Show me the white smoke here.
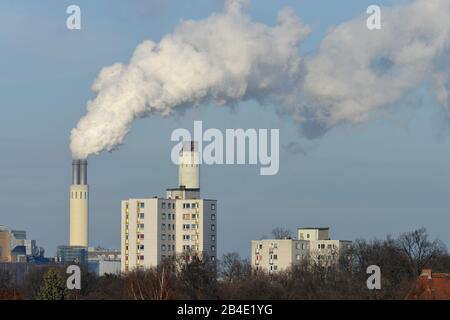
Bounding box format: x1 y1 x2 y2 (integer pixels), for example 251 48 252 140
297 0 450 137
71 0 450 158
70 0 310 159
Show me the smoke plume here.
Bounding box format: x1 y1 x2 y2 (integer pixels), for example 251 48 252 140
71 0 450 159
70 0 310 159
297 0 450 138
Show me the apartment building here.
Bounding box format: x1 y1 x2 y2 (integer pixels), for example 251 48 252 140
298 227 352 267
251 227 352 273
251 239 309 273
121 141 217 272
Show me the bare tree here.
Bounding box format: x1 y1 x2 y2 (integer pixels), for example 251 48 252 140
125 262 175 300
271 227 292 239
219 253 251 283
396 228 447 275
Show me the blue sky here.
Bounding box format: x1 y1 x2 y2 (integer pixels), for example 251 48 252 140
0 0 449 258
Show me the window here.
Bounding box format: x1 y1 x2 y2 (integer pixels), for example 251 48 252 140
162 234 166 240
321 244 325 249
192 214 196 219
211 203 215 210
259 244 263 249
211 224 215 231
318 244 321 249
211 245 215 252
162 213 166 220
140 202 145 209
211 214 216 220
191 224 197 229
273 254 278 260
162 224 166 231
296 254 301 261
140 245 144 250
139 223 144 229
307 234 310 239
161 245 166 251
211 256 215 262
140 213 144 219
211 235 215 242
162 203 166 209
183 235 190 240
140 255 144 260
139 234 144 239
274 266 278 270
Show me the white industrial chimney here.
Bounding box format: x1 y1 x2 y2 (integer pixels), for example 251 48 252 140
70 160 89 247
178 141 200 189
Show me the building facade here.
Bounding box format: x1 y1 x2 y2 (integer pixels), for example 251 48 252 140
407 269 450 300
0 226 41 263
121 141 217 272
251 227 352 273
251 239 309 273
298 227 352 267
56 245 88 264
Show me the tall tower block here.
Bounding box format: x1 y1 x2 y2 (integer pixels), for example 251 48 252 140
178 141 200 189
70 160 89 247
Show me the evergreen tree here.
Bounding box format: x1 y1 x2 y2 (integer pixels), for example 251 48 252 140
37 268 67 300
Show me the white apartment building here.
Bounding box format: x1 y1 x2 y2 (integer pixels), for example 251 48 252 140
251 227 352 273
121 142 217 272
298 227 352 267
251 239 309 273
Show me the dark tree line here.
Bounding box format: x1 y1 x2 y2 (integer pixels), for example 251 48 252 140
0 228 448 300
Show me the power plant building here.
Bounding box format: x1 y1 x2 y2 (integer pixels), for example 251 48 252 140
121 142 217 272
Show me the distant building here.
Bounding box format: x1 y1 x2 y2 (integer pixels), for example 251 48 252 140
252 238 309 273
121 141 217 272
0 226 12 262
251 227 352 273
56 245 88 265
0 225 44 263
297 227 352 267
88 247 121 276
407 269 450 300
88 247 121 261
